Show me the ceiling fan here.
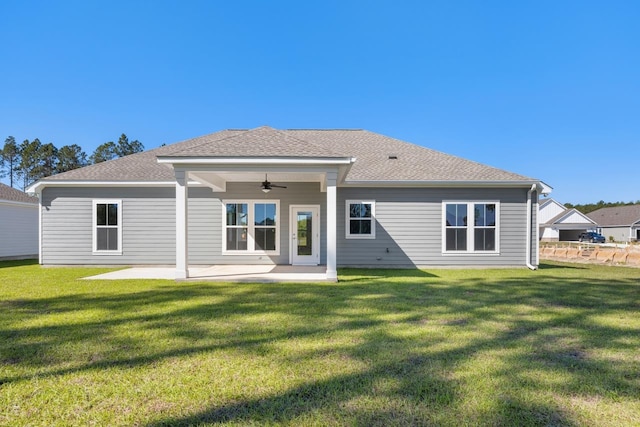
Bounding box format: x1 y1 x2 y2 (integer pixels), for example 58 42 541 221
261 174 287 193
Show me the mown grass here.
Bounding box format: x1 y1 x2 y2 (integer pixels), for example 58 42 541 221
0 260 639 426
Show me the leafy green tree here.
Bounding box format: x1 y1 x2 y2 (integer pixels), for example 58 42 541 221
35 142 58 179
18 138 43 190
567 200 640 214
115 133 144 157
1 136 20 187
90 134 144 164
90 141 118 164
56 144 88 173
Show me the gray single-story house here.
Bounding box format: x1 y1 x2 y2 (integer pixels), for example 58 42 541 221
587 205 640 243
539 198 597 242
27 126 546 279
0 183 38 260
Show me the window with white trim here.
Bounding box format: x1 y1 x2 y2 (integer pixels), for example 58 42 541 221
223 200 279 253
93 200 122 253
346 200 375 239
443 201 499 253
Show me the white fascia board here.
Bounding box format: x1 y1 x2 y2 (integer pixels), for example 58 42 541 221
26 180 199 193
341 180 543 188
546 223 595 230
539 181 553 195
539 198 564 210
157 156 355 165
0 199 38 208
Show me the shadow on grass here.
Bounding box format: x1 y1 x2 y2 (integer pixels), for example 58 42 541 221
537 262 587 270
337 267 438 283
1 263 639 425
0 259 38 269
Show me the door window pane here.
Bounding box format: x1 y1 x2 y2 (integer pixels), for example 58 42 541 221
297 212 312 255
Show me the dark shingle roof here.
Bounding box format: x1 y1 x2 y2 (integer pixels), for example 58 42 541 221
587 205 640 226
0 183 38 204
39 126 536 184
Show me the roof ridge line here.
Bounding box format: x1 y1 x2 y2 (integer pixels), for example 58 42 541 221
163 126 348 158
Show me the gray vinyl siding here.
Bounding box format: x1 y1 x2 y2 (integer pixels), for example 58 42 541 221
41 183 326 265
0 202 38 258
599 226 631 243
41 187 177 265
41 184 534 267
337 187 531 267
193 182 326 265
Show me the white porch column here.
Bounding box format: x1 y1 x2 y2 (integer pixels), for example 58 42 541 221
326 171 338 281
175 170 189 279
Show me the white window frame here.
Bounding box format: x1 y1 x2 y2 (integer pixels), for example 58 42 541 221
222 200 280 255
442 201 500 255
345 200 376 239
92 199 122 255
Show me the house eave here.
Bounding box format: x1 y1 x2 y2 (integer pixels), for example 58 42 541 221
26 180 182 194
342 180 545 189
156 156 356 166
0 199 39 208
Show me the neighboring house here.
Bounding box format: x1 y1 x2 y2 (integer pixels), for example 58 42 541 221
587 205 640 243
539 198 597 241
27 126 547 279
0 183 38 259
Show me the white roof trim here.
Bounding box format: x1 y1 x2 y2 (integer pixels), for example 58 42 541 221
0 199 38 208
26 180 187 193
342 180 543 188
27 177 541 193
552 209 597 225
157 156 356 165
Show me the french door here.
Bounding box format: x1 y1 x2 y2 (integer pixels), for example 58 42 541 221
290 205 320 265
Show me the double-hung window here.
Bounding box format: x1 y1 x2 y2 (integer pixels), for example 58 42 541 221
224 200 279 253
346 200 375 239
443 201 499 253
93 200 122 253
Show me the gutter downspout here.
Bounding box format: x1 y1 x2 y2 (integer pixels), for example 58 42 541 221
526 184 538 270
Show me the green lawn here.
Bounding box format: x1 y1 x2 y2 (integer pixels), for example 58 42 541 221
1 260 639 426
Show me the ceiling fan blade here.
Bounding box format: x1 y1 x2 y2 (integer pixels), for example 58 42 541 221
260 174 286 190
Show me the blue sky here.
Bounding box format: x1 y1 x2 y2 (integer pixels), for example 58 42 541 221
1 0 638 204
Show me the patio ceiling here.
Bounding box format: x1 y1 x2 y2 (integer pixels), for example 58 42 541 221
188 171 331 192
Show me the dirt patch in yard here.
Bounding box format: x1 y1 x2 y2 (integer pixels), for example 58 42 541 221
540 243 640 268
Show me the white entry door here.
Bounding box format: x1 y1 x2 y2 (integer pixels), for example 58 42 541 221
290 205 320 265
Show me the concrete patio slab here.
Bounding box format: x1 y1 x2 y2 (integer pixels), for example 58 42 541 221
83 265 330 282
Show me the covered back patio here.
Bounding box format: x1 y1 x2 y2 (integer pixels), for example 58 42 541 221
159 160 353 282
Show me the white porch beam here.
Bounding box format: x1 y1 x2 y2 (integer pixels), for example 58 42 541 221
326 171 338 281
175 170 189 279
189 171 227 192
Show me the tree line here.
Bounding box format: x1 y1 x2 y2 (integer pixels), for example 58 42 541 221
0 134 144 191
565 200 640 214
